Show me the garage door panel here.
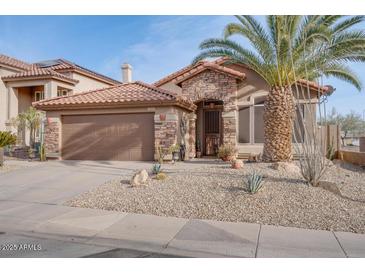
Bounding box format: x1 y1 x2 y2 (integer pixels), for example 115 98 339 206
61 113 154 161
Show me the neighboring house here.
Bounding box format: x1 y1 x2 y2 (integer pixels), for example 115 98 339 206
0 54 120 144
341 131 365 147
33 56 329 161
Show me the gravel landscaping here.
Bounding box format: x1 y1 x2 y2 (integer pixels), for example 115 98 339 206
66 159 365 234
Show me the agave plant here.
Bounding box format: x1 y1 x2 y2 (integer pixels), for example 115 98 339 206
247 172 264 194
0 131 17 166
0 131 17 148
152 163 162 175
194 16 365 162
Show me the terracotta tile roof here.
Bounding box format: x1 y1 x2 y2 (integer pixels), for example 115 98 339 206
1 68 78 84
33 81 196 111
154 63 199 87
296 79 330 93
0 54 33 70
0 54 119 86
154 60 246 87
34 59 121 85
173 62 246 85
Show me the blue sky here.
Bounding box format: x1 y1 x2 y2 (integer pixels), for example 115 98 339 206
0 15 364 115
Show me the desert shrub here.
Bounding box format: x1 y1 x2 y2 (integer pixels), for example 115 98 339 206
247 173 264 194
169 144 180 153
152 163 162 175
39 144 46 162
0 131 17 147
217 144 237 161
0 131 17 167
326 142 336 161
156 145 169 164
156 172 167 180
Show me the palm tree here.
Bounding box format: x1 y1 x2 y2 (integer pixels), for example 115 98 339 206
16 107 43 148
193 16 365 162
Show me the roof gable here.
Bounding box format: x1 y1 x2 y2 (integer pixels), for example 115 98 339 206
154 60 245 87
34 59 121 85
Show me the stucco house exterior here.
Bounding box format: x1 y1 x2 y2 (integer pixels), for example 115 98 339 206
1 53 328 161
34 58 327 160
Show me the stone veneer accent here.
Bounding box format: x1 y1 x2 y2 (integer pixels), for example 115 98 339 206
188 113 197 158
44 120 59 155
154 113 179 159
180 70 238 146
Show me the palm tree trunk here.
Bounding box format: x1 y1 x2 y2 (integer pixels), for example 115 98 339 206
262 86 295 162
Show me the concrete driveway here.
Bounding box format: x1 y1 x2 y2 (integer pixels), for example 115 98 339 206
0 160 152 204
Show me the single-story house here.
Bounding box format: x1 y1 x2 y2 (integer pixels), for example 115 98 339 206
1 53 330 161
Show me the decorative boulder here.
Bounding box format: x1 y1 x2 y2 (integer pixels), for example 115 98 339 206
272 162 301 175
130 169 149 187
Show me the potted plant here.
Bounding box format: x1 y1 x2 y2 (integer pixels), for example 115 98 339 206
0 131 17 167
217 144 238 162
169 144 180 162
196 139 202 158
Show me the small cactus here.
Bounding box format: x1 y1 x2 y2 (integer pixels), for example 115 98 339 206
39 144 46 162
247 173 264 194
152 163 162 175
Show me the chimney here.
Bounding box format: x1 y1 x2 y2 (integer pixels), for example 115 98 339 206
122 63 132 83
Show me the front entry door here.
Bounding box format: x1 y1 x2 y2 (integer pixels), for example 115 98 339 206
204 110 222 155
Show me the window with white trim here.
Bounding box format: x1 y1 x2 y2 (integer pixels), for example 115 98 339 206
57 88 70 97
34 91 44 101
238 95 266 144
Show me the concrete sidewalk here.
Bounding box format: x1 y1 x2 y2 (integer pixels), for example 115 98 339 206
0 202 364 258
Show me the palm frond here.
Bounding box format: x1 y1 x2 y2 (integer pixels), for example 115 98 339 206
322 63 362 91
193 15 365 91
332 15 365 33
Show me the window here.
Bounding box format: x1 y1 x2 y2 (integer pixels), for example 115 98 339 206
34 91 44 101
238 107 250 143
293 104 305 143
57 88 69 97
239 96 310 144
238 96 266 144
254 105 264 143
253 97 265 143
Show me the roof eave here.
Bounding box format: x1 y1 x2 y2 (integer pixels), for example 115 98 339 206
174 69 245 87
2 75 78 85
33 100 197 112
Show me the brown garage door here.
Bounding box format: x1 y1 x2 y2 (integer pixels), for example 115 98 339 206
61 113 154 161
